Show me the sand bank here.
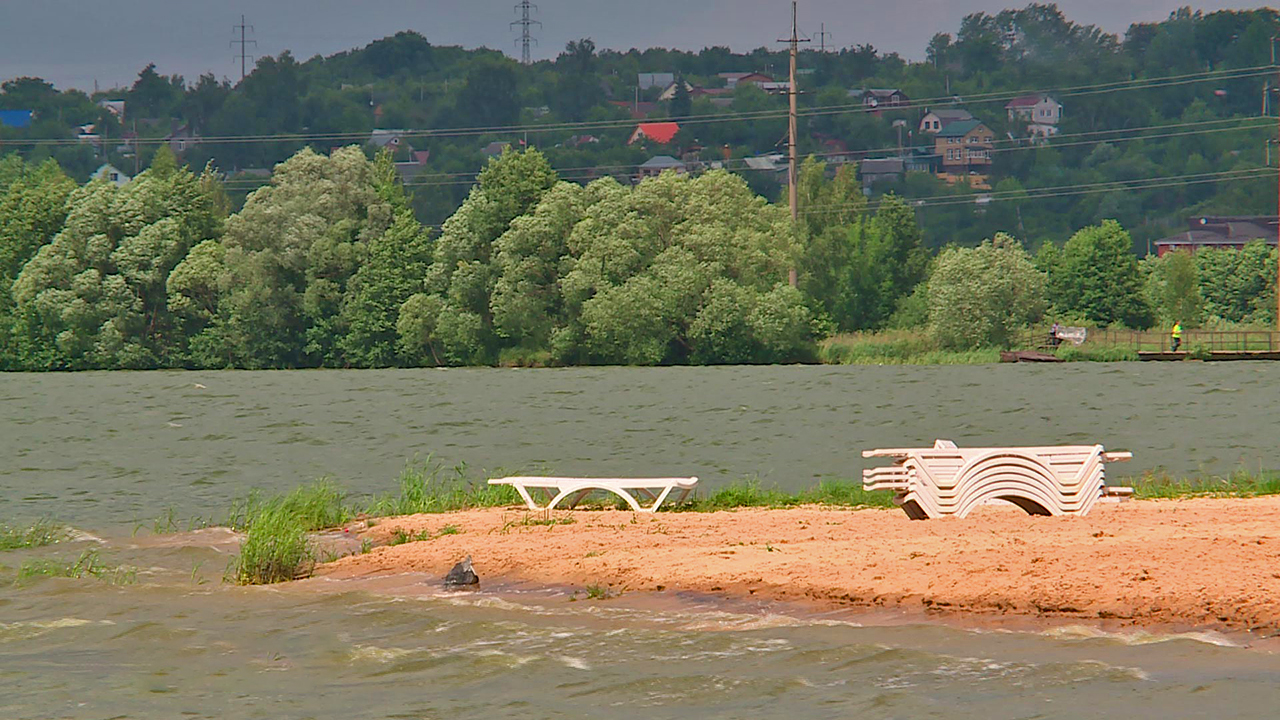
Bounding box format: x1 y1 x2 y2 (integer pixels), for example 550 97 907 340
317 497 1280 631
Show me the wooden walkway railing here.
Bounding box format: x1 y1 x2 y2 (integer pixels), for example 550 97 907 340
1020 328 1280 353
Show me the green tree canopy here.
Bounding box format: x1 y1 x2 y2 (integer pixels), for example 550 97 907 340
929 233 1047 349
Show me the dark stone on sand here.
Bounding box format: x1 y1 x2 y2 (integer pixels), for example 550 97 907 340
444 555 479 587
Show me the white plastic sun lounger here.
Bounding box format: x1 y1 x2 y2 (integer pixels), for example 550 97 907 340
488 476 698 513
862 440 1132 520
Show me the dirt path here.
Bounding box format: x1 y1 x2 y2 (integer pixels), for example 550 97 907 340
317 497 1280 630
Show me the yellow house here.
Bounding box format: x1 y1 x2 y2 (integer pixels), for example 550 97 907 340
933 119 994 173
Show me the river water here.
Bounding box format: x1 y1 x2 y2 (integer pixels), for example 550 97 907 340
2 364 1279 718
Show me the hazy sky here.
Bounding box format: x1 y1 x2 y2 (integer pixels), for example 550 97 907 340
0 0 1265 91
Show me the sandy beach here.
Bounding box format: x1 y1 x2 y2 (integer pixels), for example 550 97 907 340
317 496 1280 631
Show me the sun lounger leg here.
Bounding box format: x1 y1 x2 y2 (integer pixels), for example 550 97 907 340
548 486 644 513
513 484 544 511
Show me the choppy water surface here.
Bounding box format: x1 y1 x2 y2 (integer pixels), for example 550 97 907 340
3 365 1280 718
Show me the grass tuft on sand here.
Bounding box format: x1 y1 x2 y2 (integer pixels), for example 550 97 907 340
227 504 313 585
0 519 70 551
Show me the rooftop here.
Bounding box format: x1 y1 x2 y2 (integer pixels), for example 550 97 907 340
935 119 986 137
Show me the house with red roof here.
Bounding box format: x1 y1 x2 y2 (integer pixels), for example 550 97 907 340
628 122 680 145
1006 94 1062 141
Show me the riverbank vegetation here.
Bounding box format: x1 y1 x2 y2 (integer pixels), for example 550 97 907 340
2 6 1278 370
2 146 1272 371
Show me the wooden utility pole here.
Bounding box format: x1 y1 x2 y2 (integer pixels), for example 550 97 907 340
779 0 808 287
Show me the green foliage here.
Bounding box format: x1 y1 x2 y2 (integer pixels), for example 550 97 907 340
17 550 135 585
1194 241 1277 326
928 233 1047 349
228 504 312 585
1128 468 1280 499
7 162 224 369
367 461 518 516
227 480 350 533
1141 250 1202 325
674 478 895 511
1046 220 1152 328
818 330 1002 365
0 519 69 550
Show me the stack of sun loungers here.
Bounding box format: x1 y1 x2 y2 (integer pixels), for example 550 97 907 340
862 440 1132 520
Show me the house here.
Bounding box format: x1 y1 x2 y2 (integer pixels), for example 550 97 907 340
637 155 686 179
0 110 33 128
164 123 198 155
855 89 909 110
628 122 680 145
637 73 674 90
657 81 694 101
93 163 131 187
718 72 773 89
1153 216 1279 256
904 147 941 174
1006 95 1062 140
369 129 412 152
97 99 126 119
860 158 905 188
813 135 857 164
742 154 789 182
565 134 599 148
934 119 994 174
395 150 431 180
919 107 974 134
1005 94 1062 125
757 81 791 96
481 141 512 158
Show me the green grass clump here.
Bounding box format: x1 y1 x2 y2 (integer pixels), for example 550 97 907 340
17 549 135 585
1127 469 1280 499
672 479 894 511
0 519 69 551
227 504 312 585
227 479 351 532
366 461 518 516
1055 345 1140 362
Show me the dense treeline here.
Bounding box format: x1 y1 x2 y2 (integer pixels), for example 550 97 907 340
0 4 1276 247
0 145 1273 370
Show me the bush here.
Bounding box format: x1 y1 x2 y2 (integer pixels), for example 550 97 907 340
228 504 312 585
928 234 1046 349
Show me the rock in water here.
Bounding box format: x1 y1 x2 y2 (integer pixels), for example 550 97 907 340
444 555 479 587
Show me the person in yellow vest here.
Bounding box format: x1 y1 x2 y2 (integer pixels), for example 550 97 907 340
1171 321 1183 352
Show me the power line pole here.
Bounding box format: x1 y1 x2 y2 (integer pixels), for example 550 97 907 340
231 15 257 82
511 1 541 65
818 23 833 53
778 0 809 287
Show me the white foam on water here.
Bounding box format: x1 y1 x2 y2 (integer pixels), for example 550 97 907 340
559 655 591 670
1041 624 1239 648
348 644 417 663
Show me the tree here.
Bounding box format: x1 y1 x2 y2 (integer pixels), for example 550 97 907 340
1141 250 1201 326
1194 241 1278 326
1046 220 1152 328
553 39 604 122
929 233 1047 349
126 64 184 118
399 149 558 365
457 55 520 129
9 162 224 369
171 146 395 368
669 75 692 119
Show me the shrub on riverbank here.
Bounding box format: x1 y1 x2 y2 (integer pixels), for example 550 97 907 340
819 331 1002 365
228 504 313 585
0 519 69 550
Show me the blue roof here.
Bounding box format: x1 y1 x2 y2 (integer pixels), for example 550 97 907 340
0 110 33 128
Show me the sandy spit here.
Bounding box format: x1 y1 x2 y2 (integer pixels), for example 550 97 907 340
316 497 1280 631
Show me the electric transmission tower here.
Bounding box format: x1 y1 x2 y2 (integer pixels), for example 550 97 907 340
511 1 541 65
231 14 257 81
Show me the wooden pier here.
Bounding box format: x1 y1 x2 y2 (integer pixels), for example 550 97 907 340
1024 328 1280 362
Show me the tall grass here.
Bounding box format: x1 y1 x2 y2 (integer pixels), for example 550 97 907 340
365 461 518 516
819 331 1001 365
226 479 350 532
17 549 135 585
1127 469 1280 499
0 519 69 551
227 504 312 585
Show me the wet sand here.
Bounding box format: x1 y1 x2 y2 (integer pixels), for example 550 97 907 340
318 497 1280 631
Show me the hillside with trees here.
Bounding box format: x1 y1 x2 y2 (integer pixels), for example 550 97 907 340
0 4 1277 369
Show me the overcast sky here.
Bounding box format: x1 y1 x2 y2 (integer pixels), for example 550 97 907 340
0 0 1265 91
